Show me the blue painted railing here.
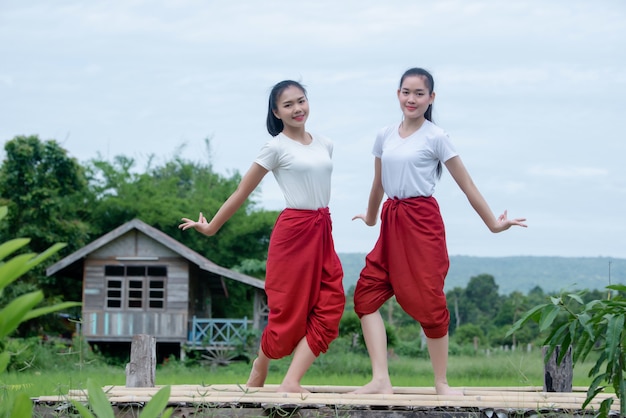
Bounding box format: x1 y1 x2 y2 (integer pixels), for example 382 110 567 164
187 316 251 346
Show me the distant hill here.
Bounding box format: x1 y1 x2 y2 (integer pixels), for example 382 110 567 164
337 254 625 295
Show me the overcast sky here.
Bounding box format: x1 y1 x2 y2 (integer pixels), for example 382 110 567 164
1 1 625 261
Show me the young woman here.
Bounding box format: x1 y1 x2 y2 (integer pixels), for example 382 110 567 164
352 68 527 395
180 80 345 393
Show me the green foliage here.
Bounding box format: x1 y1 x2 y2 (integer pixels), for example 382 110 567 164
71 379 173 417
210 281 255 318
0 135 93 254
453 323 485 346
0 205 82 416
86 148 278 269
338 311 364 351
8 392 32 417
2 334 101 372
0 135 279 333
232 258 267 279
0 135 92 306
508 285 626 417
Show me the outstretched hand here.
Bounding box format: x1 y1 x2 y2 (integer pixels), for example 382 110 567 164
352 213 376 227
179 212 216 236
492 210 527 233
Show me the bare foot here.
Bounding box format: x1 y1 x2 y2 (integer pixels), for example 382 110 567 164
350 378 393 394
435 382 464 396
276 382 311 393
245 358 268 387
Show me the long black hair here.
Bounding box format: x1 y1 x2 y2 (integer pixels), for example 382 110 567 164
266 80 307 136
400 67 441 178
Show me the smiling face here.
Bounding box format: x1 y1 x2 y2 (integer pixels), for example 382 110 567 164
397 75 434 122
273 85 309 132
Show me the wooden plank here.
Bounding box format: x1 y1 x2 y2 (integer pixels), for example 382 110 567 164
36 384 618 413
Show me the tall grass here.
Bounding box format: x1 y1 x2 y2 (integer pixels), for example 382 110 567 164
0 351 596 400
0 339 597 404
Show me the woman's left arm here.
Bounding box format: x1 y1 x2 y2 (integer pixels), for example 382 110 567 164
445 156 527 233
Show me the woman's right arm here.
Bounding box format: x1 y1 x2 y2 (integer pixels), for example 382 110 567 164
353 157 384 226
179 162 269 236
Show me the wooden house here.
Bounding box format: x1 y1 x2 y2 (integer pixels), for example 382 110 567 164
46 219 268 358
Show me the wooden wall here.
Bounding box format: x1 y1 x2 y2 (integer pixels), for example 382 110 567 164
81 230 189 343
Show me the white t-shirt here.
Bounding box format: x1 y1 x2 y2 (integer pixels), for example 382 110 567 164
255 132 333 210
373 121 458 199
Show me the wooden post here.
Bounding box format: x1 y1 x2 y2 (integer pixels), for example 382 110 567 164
125 334 156 387
542 345 573 392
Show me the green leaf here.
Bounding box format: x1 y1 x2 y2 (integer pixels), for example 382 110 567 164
583 372 607 409
607 284 626 293
576 312 595 341
544 321 568 348
23 242 66 272
22 301 82 322
0 253 38 290
161 409 174 418
69 400 95 418
506 303 548 336
139 385 171 418
539 304 560 332
604 314 623 364
0 238 30 262
0 351 10 374
589 351 608 377
556 334 572 365
619 374 626 417
598 397 615 418
566 292 584 305
574 330 595 364
9 392 33 418
0 291 44 339
86 379 115 418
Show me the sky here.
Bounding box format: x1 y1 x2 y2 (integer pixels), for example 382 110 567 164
1 1 625 261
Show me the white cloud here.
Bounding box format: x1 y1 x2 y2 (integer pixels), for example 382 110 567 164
1 0 625 258
529 166 609 179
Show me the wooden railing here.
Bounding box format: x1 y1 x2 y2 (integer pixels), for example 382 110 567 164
187 316 251 347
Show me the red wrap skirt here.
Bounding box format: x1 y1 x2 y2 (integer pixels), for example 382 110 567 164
354 196 450 339
261 207 345 359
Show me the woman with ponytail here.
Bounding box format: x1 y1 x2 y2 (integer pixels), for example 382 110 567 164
180 80 344 393
352 68 526 395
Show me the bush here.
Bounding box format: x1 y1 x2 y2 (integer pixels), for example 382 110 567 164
0 205 82 416
452 323 485 346
509 286 626 417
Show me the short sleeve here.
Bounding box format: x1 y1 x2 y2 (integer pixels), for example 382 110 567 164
254 138 280 171
372 126 393 158
432 131 458 163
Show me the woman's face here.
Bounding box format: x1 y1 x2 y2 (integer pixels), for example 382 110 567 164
273 86 309 130
397 75 434 120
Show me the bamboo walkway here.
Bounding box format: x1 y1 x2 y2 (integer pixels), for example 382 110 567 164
34 384 620 417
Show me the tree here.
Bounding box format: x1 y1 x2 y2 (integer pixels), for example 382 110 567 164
0 135 93 304
87 150 278 269
0 135 93 253
464 274 501 330
446 286 466 333
452 323 485 347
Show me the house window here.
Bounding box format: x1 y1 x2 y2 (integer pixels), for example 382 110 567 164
105 265 167 310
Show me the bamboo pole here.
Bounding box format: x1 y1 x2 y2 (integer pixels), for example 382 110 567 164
38 384 618 413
